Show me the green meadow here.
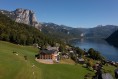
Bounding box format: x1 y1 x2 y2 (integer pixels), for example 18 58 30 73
0 41 116 79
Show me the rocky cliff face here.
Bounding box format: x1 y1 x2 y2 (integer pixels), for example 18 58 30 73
0 8 41 29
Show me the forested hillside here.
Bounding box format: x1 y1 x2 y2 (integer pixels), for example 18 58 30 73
86 25 118 38
41 23 118 40
0 13 64 46
106 30 118 47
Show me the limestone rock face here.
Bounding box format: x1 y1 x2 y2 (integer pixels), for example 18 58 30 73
14 8 41 29
0 8 41 30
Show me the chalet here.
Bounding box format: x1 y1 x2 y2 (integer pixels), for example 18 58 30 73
35 46 61 64
36 49 60 63
40 50 58 60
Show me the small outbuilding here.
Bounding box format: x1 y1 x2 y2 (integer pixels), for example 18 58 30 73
102 73 113 79
78 58 85 64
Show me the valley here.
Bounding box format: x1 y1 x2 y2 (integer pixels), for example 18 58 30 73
0 5 118 79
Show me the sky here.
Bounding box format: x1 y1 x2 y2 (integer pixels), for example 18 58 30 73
0 0 118 28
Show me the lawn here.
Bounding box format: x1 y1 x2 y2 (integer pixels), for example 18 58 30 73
0 41 41 79
103 65 117 78
2 41 116 79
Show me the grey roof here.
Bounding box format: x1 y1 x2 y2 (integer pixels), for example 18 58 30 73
102 73 113 79
78 58 84 61
40 50 56 54
47 46 58 50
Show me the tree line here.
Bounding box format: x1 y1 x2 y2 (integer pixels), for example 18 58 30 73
0 13 65 47
70 46 105 62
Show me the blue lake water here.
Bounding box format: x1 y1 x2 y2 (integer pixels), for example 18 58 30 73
71 38 118 62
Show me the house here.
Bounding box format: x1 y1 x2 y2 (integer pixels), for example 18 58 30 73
78 58 85 64
69 50 74 53
36 49 60 63
35 46 61 64
61 53 69 59
39 50 59 60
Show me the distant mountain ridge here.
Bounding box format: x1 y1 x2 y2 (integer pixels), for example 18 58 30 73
42 23 118 40
85 25 118 38
41 23 84 41
0 8 41 29
1 8 118 40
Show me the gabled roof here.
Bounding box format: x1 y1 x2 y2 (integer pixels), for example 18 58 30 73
78 58 85 61
40 49 57 54
47 46 59 51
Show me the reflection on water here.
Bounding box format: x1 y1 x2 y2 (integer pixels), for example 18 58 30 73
71 38 118 62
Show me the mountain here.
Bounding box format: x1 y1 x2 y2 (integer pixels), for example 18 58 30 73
41 23 85 41
85 25 118 38
0 12 65 46
0 8 41 29
1 8 118 40
41 23 118 40
0 8 83 41
106 30 118 47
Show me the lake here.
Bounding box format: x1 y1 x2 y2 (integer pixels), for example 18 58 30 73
70 38 118 62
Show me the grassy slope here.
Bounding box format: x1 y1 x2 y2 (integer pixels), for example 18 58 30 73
103 65 117 78
0 41 104 79
0 41 41 79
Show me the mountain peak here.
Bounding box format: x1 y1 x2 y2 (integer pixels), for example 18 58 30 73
0 8 41 29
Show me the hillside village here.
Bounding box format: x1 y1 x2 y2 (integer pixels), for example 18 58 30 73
0 8 118 79
33 43 118 79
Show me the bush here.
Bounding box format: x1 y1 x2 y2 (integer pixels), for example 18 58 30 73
88 67 93 71
84 73 93 79
87 59 94 67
